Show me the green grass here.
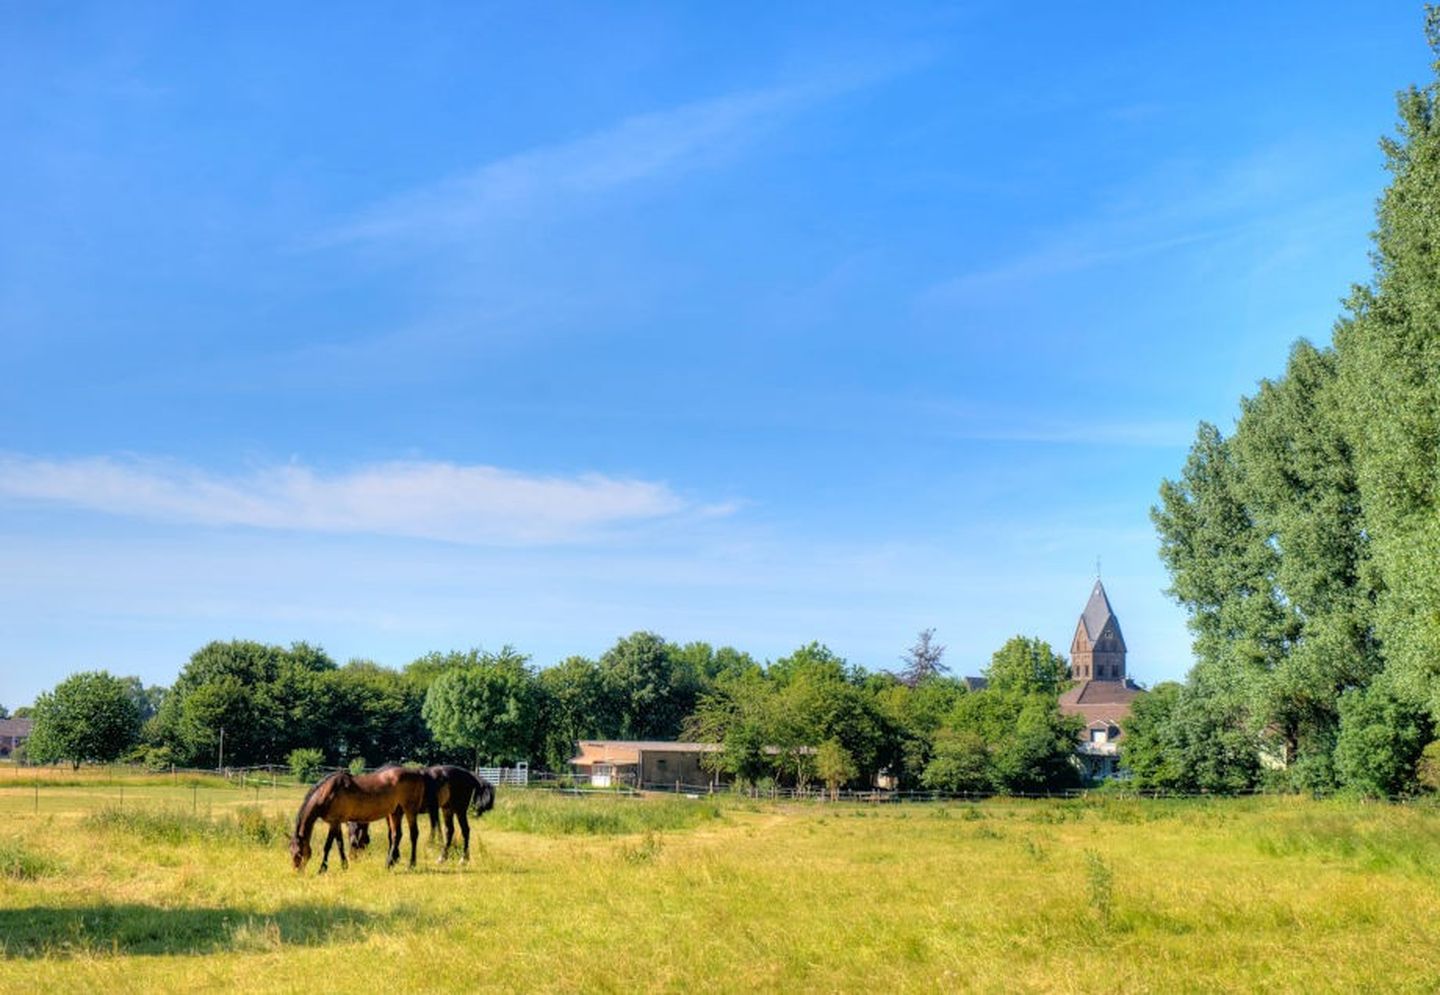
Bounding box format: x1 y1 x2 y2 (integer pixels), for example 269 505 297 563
0 839 57 881
3 780 1440 991
487 789 725 835
84 804 290 846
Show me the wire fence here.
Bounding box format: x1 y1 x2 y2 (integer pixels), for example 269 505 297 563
3 759 1435 813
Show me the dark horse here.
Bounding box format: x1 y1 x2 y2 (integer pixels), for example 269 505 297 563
290 766 427 873
345 766 495 863
428 765 496 864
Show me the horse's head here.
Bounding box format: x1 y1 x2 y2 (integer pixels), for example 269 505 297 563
347 821 370 851
289 834 312 872
474 780 496 815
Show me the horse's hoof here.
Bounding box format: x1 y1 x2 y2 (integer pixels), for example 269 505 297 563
317 866 328 876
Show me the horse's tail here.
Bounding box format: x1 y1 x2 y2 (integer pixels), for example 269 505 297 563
473 774 496 816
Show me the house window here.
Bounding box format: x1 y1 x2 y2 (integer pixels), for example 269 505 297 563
1090 728 1108 744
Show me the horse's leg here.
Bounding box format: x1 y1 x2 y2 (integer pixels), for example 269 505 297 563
457 809 471 864
437 810 454 862
385 809 401 869
336 823 348 870
320 824 340 874
407 808 419 868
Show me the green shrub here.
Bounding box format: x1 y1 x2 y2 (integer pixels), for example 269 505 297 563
288 748 326 784
1417 741 1440 793
348 756 367 775
619 830 664 864
0 839 56 880
229 805 286 845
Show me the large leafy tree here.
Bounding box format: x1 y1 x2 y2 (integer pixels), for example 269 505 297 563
1116 683 1186 789
1333 679 1432 797
27 671 142 769
325 660 430 764
1335 7 1440 721
422 649 539 766
984 636 1070 696
874 674 967 788
535 656 610 771
1147 10 1440 793
150 640 342 766
919 636 1080 793
598 631 699 740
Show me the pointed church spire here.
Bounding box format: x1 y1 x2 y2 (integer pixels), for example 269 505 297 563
1072 579 1127 681
1080 579 1124 647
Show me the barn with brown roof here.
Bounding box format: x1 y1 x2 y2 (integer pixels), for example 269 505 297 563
1059 580 1142 779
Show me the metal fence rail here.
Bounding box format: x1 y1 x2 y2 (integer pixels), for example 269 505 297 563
4 759 1436 807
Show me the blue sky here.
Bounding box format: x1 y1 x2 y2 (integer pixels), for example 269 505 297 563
0 2 1431 706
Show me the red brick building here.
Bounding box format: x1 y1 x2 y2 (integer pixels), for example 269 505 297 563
1059 580 1142 779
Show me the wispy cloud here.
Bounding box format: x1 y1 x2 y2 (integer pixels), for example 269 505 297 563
313 80 843 249
920 142 1355 307
927 227 1229 301
0 454 724 544
954 418 1195 448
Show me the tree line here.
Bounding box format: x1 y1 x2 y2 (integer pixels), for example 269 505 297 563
1133 9 1440 798
11 631 1089 793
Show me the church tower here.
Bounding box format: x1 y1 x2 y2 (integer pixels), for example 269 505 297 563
1069 579 1127 681
1060 579 1140 780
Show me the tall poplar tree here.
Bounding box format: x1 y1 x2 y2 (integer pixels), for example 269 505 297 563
1336 6 1440 720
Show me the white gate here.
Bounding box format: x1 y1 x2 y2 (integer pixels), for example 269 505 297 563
475 762 528 786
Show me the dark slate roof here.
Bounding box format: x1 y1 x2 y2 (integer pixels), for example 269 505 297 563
0 717 33 738
1079 580 1126 650
962 676 989 692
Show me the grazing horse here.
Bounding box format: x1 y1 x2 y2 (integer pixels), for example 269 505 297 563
426 765 496 864
289 767 427 873
345 765 496 863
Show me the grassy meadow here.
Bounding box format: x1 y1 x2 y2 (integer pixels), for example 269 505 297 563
2 770 1439 993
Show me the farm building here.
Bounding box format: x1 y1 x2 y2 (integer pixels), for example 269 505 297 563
1059 579 1142 780
0 716 32 758
570 740 722 788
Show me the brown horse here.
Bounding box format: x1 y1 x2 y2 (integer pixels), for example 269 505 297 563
290 767 427 873
345 765 496 863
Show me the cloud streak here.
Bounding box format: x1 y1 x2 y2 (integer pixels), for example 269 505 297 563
0 454 715 544
313 85 810 248
921 142 1355 306
310 55 921 250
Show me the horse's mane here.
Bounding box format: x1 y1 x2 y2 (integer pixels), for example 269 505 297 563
293 770 347 837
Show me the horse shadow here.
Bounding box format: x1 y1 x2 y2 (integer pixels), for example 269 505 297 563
0 901 410 959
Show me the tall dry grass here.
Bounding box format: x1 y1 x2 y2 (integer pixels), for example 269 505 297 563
2 783 1439 991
